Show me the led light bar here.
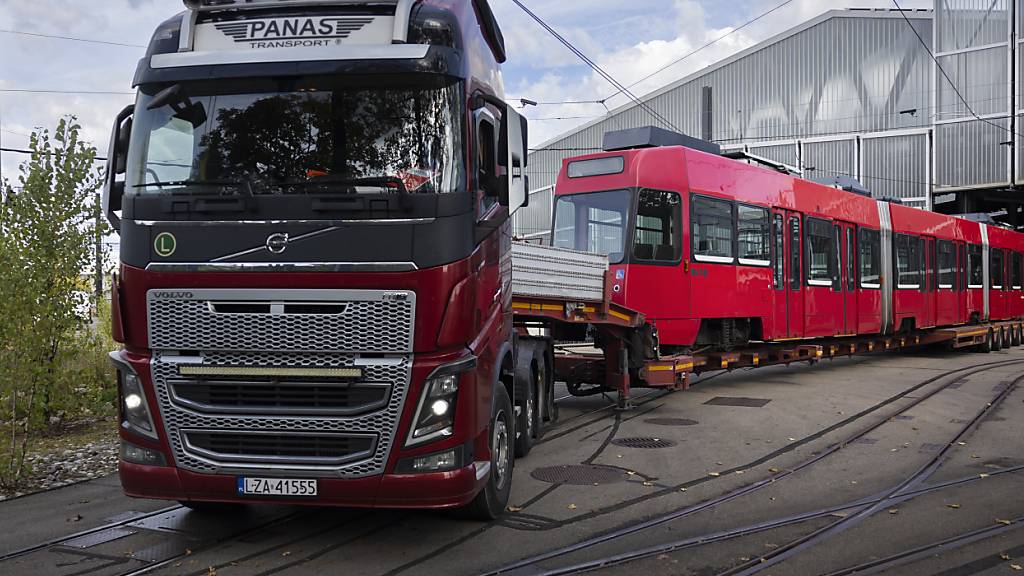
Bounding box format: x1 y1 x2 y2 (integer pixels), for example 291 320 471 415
178 366 363 378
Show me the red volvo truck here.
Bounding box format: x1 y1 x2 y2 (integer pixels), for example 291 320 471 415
101 0 537 519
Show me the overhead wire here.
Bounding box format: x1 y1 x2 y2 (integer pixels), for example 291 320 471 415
507 0 681 133
0 89 135 96
0 28 146 48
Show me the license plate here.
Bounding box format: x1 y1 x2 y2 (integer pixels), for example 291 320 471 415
237 477 318 497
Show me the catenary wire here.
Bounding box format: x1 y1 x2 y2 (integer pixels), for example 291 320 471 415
0 28 146 48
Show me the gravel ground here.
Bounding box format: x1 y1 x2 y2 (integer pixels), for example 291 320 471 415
0 421 119 501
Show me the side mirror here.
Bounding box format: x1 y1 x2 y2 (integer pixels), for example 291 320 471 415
103 104 134 232
498 105 528 212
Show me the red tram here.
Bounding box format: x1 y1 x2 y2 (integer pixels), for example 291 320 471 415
551 128 1024 353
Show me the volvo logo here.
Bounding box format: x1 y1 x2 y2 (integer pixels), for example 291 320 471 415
266 233 290 254
154 291 194 300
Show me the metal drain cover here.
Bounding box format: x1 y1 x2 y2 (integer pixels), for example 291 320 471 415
531 465 630 485
644 418 699 427
611 437 678 449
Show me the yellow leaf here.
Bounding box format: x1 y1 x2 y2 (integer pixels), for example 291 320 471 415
1000 554 1012 561
207 568 217 576
568 504 577 510
643 481 654 487
957 442 967 446
769 468 780 473
980 473 990 478
185 549 193 556
709 472 721 477
506 506 522 513
888 509 899 515
735 470 745 475
282 551 291 557
1011 564 1022 571
997 519 1013 526
946 504 961 509
679 487 688 492
971 454 981 459
627 471 636 476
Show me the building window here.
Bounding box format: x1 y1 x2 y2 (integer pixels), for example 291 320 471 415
992 248 1005 289
634 190 681 262
773 214 784 290
968 244 983 288
938 240 955 289
895 234 922 289
737 204 770 266
692 195 734 263
859 228 881 289
806 218 835 286
1013 252 1023 290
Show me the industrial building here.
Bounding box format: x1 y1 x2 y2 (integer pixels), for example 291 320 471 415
516 2 1019 241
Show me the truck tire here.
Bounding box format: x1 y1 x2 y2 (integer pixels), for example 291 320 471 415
994 329 1004 352
978 330 994 353
1013 326 1022 347
460 384 513 521
514 361 540 458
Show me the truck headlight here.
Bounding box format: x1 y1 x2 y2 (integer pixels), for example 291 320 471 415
111 353 158 441
406 356 476 447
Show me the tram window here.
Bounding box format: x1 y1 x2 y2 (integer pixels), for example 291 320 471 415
1013 252 1023 290
992 248 1005 289
634 190 681 262
806 218 835 286
789 217 801 291
938 241 955 289
692 195 734 263
737 205 770 266
895 234 921 289
968 244 983 288
859 229 881 289
773 214 784 290
846 228 856 292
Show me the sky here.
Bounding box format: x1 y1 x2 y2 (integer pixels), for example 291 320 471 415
0 0 933 185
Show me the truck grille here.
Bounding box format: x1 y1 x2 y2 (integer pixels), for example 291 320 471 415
181 430 376 466
146 289 414 476
147 289 415 353
169 380 391 416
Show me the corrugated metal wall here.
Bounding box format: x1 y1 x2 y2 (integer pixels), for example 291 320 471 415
933 0 1012 191
521 11 936 239
802 138 858 182
862 132 930 206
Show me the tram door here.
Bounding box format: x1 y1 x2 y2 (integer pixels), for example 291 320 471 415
839 222 858 335
923 237 937 328
772 209 804 339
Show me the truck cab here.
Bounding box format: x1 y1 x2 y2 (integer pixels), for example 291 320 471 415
103 0 528 519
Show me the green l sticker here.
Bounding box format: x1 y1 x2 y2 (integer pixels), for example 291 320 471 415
154 232 177 258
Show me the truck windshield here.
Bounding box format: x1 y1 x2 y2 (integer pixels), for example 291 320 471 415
126 77 464 195
552 190 631 264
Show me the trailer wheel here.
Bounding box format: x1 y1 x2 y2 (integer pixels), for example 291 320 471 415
1012 326 1021 347
515 362 540 457
994 329 1004 352
460 384 513 521
978 330 994 353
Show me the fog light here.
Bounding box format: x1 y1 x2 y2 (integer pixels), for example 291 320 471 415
431 399 450 417
412 449 458 472
120 441 167 466
124 393 143 410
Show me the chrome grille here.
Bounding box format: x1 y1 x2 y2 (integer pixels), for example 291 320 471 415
181 430 376 466
152 351 411 477
169 380 391 416
147 289 415 353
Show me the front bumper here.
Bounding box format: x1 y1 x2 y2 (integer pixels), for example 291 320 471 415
120 459 485 509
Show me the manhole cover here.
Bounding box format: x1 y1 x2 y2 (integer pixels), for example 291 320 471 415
644 418 699 427
531 465 629 485
611 437 678 449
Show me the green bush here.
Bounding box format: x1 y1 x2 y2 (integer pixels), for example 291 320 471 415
0 118 112 489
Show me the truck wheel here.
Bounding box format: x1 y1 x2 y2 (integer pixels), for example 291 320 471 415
514 363 539 458
994 329 1004 352
461 384 513 521
1012 326 1021 347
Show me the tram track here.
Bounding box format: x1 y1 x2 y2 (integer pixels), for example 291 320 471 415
486 356 1024 575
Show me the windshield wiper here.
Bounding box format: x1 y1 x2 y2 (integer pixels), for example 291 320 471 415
134 179 257 209
275 176 411 209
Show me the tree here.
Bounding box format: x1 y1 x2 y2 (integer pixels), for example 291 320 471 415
0 118 104 489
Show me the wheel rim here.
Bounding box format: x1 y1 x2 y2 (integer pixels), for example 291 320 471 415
492 412 510 490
